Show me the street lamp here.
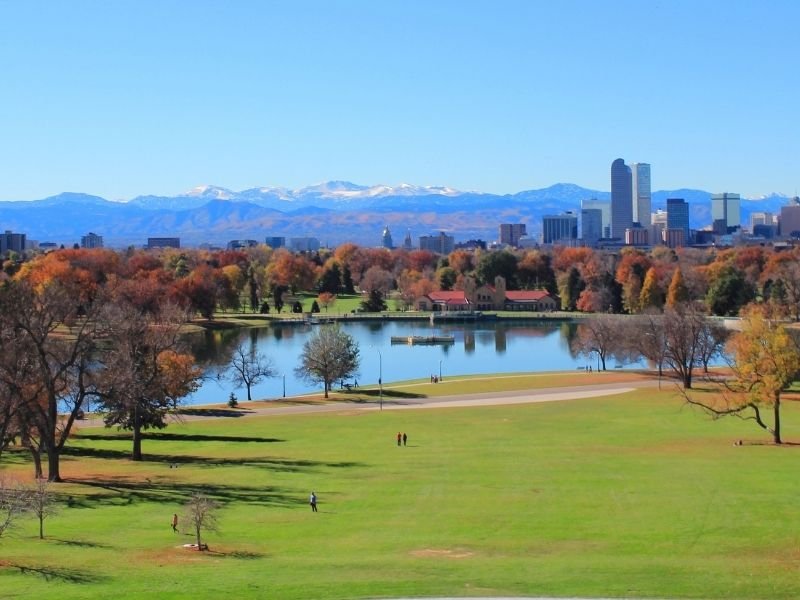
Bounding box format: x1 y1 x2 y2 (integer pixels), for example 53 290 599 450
377 348 383 411
439 359 442 382
282 373 286 398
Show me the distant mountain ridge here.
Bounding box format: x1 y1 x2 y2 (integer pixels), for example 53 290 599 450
0 182 792 248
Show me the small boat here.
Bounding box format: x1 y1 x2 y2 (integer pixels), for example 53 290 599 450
391 335 455 345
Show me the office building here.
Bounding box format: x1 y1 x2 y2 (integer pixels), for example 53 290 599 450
0 230 26 254
419 231 454 255
289 237 320 252
582 198 611 238
580 208 603 245
631 162 651 226
779 198 800 238
750 211 774 230
711 193 741 231
499 223 527 247
227 240 258 250
147 237 180 249
265 237 285 249
610 158 633 239
381 226 393 249
666 198 690 245
542 212 578 244
81 232 104 249
625 227 648 246
664 228 685 249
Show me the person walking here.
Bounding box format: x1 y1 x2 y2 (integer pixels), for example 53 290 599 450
310 491 318 512
402 432 407 446
171 513 178 532
397 432 402 446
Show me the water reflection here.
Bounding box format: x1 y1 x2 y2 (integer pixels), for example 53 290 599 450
183 319 604 406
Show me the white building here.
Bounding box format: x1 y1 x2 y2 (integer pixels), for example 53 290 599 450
631 162 651 227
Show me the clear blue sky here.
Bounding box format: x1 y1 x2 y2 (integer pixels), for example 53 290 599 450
1 0 798 200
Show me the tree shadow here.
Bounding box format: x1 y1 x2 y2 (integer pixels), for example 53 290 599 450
9 563 106 583
73 432 285 444
52 538 113 549
208 549 265 559
63 477 304 509
341 389 425 400
61 446 363 471
176 408 254 418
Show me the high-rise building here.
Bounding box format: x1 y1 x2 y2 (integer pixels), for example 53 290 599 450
381 226 393 249
651 209 668 245
582 198 611 238
147 237 180 249
631 163 651 226
499 223 527 247
666 198 690 245
711 193 741 231
81 232 104 249
779 197 800 238
403 229 412 250
419 231 454 254
265 236 285 249
0 230 26 254
580 208 603 245
542 213 578 244
289 237 320 252
610 158 633 239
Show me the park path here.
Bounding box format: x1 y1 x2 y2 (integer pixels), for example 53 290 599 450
78 375 662 429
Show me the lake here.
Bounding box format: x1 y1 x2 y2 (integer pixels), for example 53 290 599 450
182 318 625 406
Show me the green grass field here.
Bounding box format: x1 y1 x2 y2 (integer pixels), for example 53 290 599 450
1 378 799 599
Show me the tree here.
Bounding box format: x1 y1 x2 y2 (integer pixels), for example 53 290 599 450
227 343 276 402
662 303 708 389
97 303 201 461
666 267 689 308
0 478 26 541
685 307 800 444
295 326 360 398
360 289 387 313
476 251 518 288
183 493 219 551
26 477 56 540
572 315 624 371
318 292 336 312
627 312 669 384
0 279 104 481
639 267 663 311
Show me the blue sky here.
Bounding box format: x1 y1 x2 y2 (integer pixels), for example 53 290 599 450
1 0 798 200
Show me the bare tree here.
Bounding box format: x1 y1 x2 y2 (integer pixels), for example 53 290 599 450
696 320 728 374
295 325 360 398
183 493 219 551
663 303 708 389
97 303 200 461
572 314 625 371
0 478 26 540
0 280 104 481
626 312 669 387
26 477 57 540
227 343 276 401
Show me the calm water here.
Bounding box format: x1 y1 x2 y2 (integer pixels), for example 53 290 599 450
182 319 629 406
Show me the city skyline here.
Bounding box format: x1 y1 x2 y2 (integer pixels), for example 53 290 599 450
2 1 799 201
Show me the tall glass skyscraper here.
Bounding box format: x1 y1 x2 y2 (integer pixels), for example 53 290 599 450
610 158 633 239
711 193 741 230
666 198 690 245
631 163 651 226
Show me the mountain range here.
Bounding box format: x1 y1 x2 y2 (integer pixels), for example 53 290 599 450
0 183 793 248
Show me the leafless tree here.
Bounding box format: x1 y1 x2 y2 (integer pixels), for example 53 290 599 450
0 478 26 540
572 314 625 371
183 493 219 551
696 320 729 374
663 303 708 389
359 266 394 296
26 477 57 539
626 312 669 386
227 343 276 401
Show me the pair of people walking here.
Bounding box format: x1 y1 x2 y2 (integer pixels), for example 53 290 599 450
396 432 407 446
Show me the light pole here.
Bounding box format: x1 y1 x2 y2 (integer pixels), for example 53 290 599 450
282 374 286 398
377 348 383 411
439 359 442 382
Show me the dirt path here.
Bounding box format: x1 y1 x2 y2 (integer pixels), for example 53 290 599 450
78 376 662 429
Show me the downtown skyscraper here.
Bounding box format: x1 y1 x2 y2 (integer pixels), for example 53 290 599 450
631 162 651 227
610 158 633 239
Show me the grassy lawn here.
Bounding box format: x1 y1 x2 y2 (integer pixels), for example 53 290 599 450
1 383 799 599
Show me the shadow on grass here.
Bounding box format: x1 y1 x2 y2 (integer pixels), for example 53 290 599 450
53 538 113 549
61 446 362 472
73 432 284 444
9 563 106 583
63 477 306 509
176 408 253 418
209 549 265 559
341 389 425 399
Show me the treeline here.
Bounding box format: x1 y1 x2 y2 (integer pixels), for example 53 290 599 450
4 243 797 318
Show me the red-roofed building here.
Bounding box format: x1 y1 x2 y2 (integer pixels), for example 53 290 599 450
415 276 557 312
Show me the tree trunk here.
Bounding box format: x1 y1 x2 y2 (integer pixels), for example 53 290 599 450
39 515 44 540
47 448 61 482
246 385 252 402
683 372 692 389
323 380 329 399
773 393 782 444
132 405 143 461
195 525 202 549
28 446 43 480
